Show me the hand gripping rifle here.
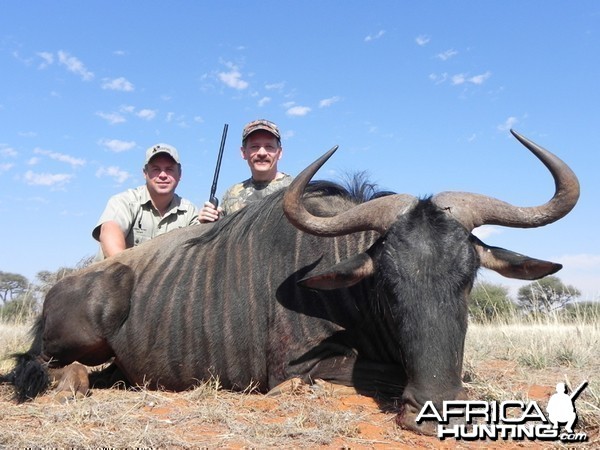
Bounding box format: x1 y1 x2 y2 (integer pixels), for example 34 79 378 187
209 124 228 208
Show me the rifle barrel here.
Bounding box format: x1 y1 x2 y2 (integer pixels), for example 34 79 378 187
209 123 228 207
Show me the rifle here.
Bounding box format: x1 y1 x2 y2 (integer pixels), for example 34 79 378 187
209 123 229 208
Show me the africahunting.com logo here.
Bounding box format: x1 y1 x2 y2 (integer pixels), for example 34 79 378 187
417 380 588 443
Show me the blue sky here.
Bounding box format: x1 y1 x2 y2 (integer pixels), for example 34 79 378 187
1 2 598 300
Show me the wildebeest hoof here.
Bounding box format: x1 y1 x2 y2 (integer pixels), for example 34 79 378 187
266 377 305 396
312 379 361 396
51 362 90 402
395 402 438 436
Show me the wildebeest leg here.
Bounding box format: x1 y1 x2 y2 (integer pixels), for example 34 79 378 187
266 377 361 397
42 263 133 368
9 263 134 402
288 344 406 398
48 362 90 403
305 356 405 397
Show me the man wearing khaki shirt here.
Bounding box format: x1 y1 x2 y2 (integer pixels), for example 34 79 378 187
93 143 199 259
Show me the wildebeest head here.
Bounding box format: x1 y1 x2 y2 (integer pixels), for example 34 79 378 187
283 129 579 433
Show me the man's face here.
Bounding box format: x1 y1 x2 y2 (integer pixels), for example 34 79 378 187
241 130 282 181
144 154 181 196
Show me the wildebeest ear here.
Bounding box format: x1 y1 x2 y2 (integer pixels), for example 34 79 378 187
471 235 562 280
299 253 375 290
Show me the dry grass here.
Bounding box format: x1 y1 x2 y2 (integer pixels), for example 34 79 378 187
1 318 598 448
464 320 600 438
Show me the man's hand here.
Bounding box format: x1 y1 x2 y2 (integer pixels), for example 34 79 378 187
199 201 223 223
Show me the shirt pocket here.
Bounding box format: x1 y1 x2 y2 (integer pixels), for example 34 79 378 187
133 226 153 246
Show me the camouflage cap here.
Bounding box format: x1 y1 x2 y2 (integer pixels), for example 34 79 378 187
145 143 180 164
242 119 281 142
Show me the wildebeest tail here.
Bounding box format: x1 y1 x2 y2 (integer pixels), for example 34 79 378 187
1 352 50 402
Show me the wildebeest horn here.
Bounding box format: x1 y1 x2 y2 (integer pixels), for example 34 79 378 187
283 131 580 237
431 130 580 230
283 146 417 236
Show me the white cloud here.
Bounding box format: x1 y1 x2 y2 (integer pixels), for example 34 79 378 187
27 157 41 165
96 166 130 184
24 170 73 187
286 106 311 117
136 109 157 120
99 139 136 153
429 73 448 84
258 97 271 107
319 96 341 108
436 49 458 61
555 254 600 270
472 225 503 240
99 105 157 122
365 30 386 42
498 117 518 132
451 73 467 85
120 105 136 114
36 51 54 69
33 148 85 168
0 163 14 172
415 35 431 46
282 130 295 140
12 51 33 66
218 63 249 90
0 145 18 157
452 71 491 86
265 82 285 91
193 116 204 123
165 112 186 127
102 77 134 92
57 50 94 81
96 111 126 125
469 71 491 85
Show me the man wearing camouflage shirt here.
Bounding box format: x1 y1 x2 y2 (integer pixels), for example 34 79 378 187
199 119 292 222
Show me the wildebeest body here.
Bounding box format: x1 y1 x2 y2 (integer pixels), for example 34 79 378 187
36 187 470 397
31 190 379 392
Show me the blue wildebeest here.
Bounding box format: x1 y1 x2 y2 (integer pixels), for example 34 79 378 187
1 130 579 434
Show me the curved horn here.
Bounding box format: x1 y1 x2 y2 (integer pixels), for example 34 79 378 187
432 130 580 231
283 146 417 236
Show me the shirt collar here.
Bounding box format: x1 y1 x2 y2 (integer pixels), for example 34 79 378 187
141 185 185 214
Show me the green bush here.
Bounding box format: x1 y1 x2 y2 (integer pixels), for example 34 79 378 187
469 282 516 323
559 301 600 323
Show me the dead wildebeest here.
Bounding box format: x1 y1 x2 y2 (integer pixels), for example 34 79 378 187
0 130 579 434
